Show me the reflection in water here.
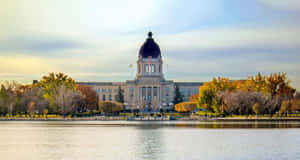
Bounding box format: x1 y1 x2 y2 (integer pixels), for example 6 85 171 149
134 125 164 160
18 121 300 129
171 121 300 129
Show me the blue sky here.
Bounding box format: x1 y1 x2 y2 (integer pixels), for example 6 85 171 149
0 0 300 89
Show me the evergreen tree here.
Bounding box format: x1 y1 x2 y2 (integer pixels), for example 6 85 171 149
173 85 183 105
115 86 124 103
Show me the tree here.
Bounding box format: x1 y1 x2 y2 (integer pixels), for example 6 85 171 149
35 72 77 113
115 86 124 103
27 101 35 117
295 92 300 99
266 72 294 98
198 77 238 112
264 97 281 116
198 85 216 112
279 100 292 116
54 85 83 117
291 99 300 112
223 91 266 115
77 84 98 111
0 81 22 116
244 72 268 93
189 94 199 102
43 109 49 118
173 85 183 105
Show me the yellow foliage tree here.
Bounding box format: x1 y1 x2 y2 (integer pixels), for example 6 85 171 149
198 77 238 112
35 72 76 113
244 72 268 93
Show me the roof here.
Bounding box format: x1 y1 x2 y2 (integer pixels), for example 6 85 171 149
139 32 161 58
76 82 125 86
174 82 204 86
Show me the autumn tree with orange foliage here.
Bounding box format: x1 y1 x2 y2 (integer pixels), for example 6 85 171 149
266 72 295 99
77 84 98 111
189 94 199 102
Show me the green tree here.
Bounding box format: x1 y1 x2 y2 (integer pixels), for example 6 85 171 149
173 85 183 105
198 85 216 112
115 86 124 103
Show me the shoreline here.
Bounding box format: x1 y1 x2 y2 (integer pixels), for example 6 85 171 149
1 117 300 122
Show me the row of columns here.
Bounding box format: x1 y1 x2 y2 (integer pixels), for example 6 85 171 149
139 86 160 109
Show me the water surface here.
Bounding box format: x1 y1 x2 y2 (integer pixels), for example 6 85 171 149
0 121 299 160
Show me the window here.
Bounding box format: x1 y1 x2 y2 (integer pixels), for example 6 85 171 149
108 94 112 101
130 88 134 97
145 64 150 72
145 64 155 73
108 89 112 93
142 87 146 98
187 88 191 97
153 87 158 96
151 64 155 72
102 95 106 101
158 64 161 73
147 87 152 101
166 96 169 103
102 89 106 93
96 88 100 95
165 87 170 96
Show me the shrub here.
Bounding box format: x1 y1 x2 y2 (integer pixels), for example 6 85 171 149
252 103 263 115
98 101 124 113
175 102 197 112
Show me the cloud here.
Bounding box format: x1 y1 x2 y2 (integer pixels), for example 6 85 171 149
0 36 84 54
0 55 59 74
159 26 300 52
258 0 300 10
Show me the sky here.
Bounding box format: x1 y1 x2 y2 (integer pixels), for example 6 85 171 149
0 0 300 90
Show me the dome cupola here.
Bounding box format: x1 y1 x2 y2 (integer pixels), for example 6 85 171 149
139 32 161 58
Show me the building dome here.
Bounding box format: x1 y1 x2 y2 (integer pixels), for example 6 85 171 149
139 32 161 58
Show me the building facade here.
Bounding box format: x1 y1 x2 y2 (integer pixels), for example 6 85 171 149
78 32 203 111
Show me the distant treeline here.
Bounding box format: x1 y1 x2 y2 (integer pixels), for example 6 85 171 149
0 73 99 117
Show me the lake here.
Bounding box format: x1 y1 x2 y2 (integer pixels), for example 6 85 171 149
0 121 300 160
